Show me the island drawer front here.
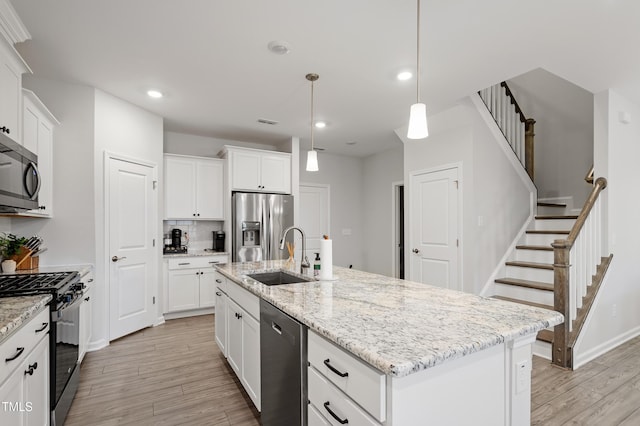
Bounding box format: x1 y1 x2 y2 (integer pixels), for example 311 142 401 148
308 365 381 426
226 279 259 319
308 331 386 422
168 256 225 270
308 402 331 426
214 272 228 294
0 308 49 385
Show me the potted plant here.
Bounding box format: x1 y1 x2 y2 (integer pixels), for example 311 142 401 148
0 233 27 273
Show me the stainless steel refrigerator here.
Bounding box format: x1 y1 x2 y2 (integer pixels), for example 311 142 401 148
232 192 294 262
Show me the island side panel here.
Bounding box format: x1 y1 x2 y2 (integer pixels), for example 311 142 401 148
506 335 536 426
387 343 506 426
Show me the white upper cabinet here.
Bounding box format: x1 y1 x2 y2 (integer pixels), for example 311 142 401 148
224 146 291 194
20 89 59 217
164 154 224 220
0 37 29 144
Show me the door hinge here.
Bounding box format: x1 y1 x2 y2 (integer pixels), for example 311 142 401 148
456 239 459 247
454 180 459 189
152 296 156 305
153 180 158 190
153 239 156 247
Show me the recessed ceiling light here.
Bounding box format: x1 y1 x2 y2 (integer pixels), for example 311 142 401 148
267 40 291 55
147 90 163 98
397 71 413 81
315 121 326 129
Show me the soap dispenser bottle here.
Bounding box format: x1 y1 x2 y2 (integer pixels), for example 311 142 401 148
313 252 321 278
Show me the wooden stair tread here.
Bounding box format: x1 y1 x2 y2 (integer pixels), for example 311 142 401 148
535 215 579 220
526 230 570 235
491 295 554 311
537 202 566 208
494 277 554 291
505 260 553 270
537 329 554 343
516 245 553 251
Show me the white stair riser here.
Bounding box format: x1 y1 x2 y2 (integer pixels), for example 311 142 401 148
493 283 554 306
514 249 554 264
505 265 554 282
534 219 576 231
537 206 566 215
525 233 567 246
532 340 552 360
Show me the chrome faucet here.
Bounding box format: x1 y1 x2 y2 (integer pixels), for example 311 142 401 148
279 226 310 274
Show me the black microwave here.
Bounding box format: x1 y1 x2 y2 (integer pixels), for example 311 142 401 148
0 132 40 213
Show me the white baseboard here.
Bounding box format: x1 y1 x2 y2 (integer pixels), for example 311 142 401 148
87 338 108 353
163 307 214 321
573 325 640 369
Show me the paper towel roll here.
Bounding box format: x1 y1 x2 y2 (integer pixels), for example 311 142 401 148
319 239 333 280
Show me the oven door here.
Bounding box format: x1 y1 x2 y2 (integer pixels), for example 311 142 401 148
52 295 82 407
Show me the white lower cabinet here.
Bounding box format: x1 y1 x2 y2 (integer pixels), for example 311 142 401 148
308 330 385 426
164 255 228 316
0 308 50 426
215 274 261 411
79 277 93 363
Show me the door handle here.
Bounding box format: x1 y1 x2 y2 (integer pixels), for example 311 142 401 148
111 256 127 262
412 248 420 254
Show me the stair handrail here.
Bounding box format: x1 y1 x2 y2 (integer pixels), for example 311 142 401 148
478 81 536 179
551 176 607 368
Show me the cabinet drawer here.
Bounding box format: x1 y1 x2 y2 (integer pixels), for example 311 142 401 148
226 279 259 319
214 272 227 294
0 308 49 385
308 402 331 426
168 256 223 270
308 331 386 422
308 366 380 426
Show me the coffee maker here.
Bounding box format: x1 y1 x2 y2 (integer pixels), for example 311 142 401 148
164 228 188 254
212 231 225 252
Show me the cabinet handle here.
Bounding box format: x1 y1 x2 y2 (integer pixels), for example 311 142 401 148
0 126 10 134
216 291 222 296
84 297 91 301
235 312 242 319
197 213 200 216
88 278 94 283
323 359 349 377
24 362 38 376
209 261 220 264
178 263 191 266
215 279 222 283
323 401 349 424
35 323 48 333
6 347 25 362
193 213 196 216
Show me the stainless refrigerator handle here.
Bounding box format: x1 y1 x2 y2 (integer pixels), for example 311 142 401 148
262 197 269 260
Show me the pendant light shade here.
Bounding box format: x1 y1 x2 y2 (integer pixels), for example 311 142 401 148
305 73 320 172
407 0 428 140
408 102 428 139
306 150 319 171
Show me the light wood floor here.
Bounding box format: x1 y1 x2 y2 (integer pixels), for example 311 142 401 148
66 314 640 426
65 315 260 426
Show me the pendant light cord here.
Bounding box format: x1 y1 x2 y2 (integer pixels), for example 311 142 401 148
416 0 421 104
310 79 315 151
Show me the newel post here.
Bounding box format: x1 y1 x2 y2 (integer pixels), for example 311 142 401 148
525 118 536 180
552 239 571 368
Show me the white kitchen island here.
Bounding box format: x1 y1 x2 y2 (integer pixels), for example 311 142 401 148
215 260 563 426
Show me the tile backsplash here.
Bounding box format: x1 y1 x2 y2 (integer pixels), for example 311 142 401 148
163 220 223 251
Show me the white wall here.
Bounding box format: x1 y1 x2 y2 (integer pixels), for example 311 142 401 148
508 69 594 210
362 146 403 276
11 76 96 267
299 152 364 269
402 98 531 294
164 131 281 156
574 90 640 367
94 89 164 345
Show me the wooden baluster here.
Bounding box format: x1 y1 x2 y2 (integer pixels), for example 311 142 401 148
525 119 536 179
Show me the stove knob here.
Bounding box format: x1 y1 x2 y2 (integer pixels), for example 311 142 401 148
64 294 72 303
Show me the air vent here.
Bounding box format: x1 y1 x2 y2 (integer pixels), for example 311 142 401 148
257 118 279 125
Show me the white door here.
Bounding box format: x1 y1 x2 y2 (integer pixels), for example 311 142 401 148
109 157 157 340
409 166 460 290
299 184 330 262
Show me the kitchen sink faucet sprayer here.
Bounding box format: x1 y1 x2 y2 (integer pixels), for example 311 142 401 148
279 226 310 275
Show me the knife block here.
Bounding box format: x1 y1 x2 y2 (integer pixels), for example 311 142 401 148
10 246 37 270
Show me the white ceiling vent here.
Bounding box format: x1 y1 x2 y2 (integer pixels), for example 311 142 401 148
257 118 279 125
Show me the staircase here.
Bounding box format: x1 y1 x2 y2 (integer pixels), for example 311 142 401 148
492 201 577 359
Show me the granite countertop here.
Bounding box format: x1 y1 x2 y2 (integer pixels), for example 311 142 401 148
0 295 51 344
163 250 229 258
215 260 564 378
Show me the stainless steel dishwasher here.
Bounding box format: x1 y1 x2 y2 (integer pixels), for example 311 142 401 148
260 299 308 426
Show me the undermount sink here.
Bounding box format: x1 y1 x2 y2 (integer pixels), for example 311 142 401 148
246 271 315 286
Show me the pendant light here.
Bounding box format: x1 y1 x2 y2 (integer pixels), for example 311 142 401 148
306 73 320 171
407 0 428 139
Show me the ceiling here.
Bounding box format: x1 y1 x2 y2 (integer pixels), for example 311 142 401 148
10 0 640 157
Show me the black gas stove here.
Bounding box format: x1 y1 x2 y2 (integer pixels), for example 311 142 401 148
0 270 84 426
